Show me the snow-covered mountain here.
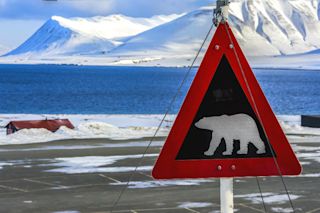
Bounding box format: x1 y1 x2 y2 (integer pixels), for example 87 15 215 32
230 0 320 55
109 7 214 58
111 0 320 57
4 14 181 56
2 0 320 67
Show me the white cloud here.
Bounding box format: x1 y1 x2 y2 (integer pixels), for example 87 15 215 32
0 0 212 19
63 0 115 15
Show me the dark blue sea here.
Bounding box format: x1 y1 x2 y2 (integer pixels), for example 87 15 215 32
0 64 319 115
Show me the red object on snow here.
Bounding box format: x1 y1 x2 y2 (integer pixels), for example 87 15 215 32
5 119 74 135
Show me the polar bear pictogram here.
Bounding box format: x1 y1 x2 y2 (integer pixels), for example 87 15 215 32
195 114 266 156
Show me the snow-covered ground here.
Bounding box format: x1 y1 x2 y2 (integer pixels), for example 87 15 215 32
0 124 318 212
0 114 319 145
0 114 174 144
111 179 213 189
44 154 157 174
235 193 301 205
2 1 320 68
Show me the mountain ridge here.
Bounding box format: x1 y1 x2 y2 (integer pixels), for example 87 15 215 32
3 14 181 57
110 0 320 57
2 0 320 67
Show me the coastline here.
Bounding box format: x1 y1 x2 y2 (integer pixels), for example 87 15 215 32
0 114 319 145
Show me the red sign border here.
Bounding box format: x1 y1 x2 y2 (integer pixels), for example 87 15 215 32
152 23 302 179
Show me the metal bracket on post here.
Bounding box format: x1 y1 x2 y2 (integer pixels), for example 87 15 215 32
213 0 230 26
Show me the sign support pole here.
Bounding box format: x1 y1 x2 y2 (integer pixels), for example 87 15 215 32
220 178 234 213
216 3 233 211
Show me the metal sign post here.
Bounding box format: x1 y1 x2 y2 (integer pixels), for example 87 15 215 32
215 2 234 213
220 178 234 213
213 0 230 26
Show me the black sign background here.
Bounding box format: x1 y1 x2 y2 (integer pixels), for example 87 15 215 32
176 55 274 160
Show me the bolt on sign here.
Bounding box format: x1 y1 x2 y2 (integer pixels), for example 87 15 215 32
152 23 301 179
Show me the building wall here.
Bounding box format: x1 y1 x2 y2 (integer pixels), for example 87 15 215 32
6 124 17 135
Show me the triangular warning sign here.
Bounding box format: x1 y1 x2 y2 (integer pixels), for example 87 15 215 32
152 23 301 179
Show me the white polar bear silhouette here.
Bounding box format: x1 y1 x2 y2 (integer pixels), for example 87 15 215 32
195 114 266 156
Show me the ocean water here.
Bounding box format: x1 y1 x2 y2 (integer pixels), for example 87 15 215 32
0 64 319 115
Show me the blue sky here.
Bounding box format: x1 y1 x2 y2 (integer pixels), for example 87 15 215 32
0 0 213 49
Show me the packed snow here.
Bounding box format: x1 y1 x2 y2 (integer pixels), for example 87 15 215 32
298 173 320 177
177 202 213 208
2 0 320 67
271 207 294 213
235 193 301 204
44 154 156 174
52 211 80 213
0 159 35 170
290 144 320 166
110 179 213 189
0 162 13 169
209 211 239 213
0 114 319 145
0 141 164 152
296 152 320 164
0 124 168 144
278 116 320 143
0 114 173 144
